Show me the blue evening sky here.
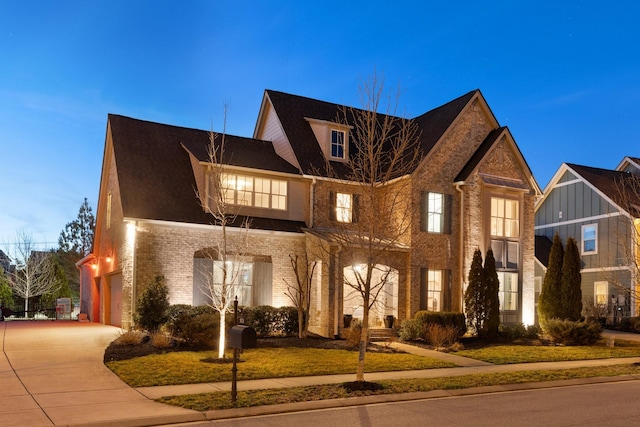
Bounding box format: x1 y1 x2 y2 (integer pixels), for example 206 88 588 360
1 1 639 249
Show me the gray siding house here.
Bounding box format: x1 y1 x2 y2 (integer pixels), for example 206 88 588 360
534 159 640 320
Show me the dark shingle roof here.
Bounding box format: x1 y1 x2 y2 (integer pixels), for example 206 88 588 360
108 114 305 232
265 89 479 177
535 235 553 268
567 163 640 216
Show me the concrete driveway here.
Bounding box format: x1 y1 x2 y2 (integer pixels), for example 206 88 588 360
0 321 201 427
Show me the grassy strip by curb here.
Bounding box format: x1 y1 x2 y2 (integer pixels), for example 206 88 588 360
452 340 640 364
157 364 640 411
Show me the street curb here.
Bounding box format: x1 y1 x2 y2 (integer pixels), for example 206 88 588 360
202 374 640 421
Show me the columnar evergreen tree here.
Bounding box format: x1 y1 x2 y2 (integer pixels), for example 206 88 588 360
538 233 564 322
561 237 582 320
134 275 170 333
483 248 501 338
464 248 485 335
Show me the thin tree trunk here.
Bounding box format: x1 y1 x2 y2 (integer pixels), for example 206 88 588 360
356 306 369 381
218 310 226 359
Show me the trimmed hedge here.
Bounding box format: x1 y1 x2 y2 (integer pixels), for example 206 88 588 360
242 305 299 337
415 311 467 339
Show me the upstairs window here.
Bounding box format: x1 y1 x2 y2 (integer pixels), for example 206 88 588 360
582 224 597 254
220 173 287 210
330 191 359 223
331 130 345 159
491 197 519 238
421 192 451 233
336 193 352 222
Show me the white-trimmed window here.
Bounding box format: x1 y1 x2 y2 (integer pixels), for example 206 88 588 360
331 129 345 159
336 193 352 223
491 197 519 238
427 270 443 312
582 224 598 254
220 173 287 210
594 281 608 305
428 192 443 233
497 272 518 311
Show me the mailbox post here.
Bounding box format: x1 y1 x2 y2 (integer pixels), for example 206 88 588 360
229 298 256 403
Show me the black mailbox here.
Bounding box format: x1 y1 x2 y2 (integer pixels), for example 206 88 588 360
228 325 257 349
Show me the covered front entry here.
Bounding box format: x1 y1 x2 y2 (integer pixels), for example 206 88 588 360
343 264 398 327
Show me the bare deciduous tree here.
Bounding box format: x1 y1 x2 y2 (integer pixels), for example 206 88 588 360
195 109 251 359
284 251 317 338
603 174 640 316
323 74 422 382
5 231 56 314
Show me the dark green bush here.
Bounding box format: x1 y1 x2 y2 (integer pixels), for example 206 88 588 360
542 319 602 345
273 306 299 336
166 305 219 348
242 305 298 337
134 276 170 333
415 311 467 340
618 317 640 333
498 323 541 340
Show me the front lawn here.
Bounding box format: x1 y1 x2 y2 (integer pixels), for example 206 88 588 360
106 347 454 387
452 339 640 364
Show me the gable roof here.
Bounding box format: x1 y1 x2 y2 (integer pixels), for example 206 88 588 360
263 89 479 177
107 114 304 232
454 127 541 194
566 163 640 217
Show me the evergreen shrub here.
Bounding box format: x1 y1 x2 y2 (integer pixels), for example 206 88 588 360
542 319 602 345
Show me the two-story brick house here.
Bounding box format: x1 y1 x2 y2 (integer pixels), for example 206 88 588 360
534 158 640 320
78 89 541 335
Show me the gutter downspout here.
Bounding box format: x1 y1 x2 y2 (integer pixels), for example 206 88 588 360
454 182 465 312
310 177 316 228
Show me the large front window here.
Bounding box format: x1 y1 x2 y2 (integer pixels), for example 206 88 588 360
220 173 287 210
426 270 442 311
497 272 518 311
491 197 519 237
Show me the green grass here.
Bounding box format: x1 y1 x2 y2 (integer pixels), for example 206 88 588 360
453 340 640 364
106 347 454 387
157 364 640 411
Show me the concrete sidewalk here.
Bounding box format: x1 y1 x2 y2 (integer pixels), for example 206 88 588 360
3 321 640 427
0 321 204 427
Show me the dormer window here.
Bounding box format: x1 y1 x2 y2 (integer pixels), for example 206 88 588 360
331 129 345 159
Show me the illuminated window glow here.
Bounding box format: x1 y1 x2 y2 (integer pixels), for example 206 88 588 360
336 193 352 222
491 197 519 237
220 173 287 210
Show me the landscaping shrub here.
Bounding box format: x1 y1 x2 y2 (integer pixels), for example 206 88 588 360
619 317 640 333
424 323 459 348
346 319 362 347
242 305 298 337
542 318 602 345
166 305 219 348
498 323 541 340
398 318 422 341
134 276 170 333
272 306 299 336
415 311 466 340
114 330 146 346
151 332 173 349
243 305 275 336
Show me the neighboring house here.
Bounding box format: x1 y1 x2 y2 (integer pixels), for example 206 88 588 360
78 89 541 335
0 249 11 274
534 159 640 320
